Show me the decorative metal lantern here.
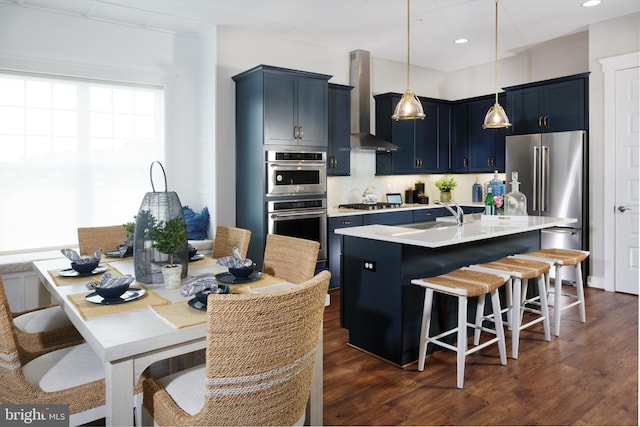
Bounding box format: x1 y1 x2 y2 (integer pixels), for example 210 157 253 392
134 161 188 284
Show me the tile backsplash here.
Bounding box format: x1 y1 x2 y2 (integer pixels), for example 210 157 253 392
327 150 502 207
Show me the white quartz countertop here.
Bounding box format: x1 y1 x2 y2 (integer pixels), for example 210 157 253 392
328 203 484 217
334 215 577 248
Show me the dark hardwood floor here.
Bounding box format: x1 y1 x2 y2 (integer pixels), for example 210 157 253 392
322 287 638 426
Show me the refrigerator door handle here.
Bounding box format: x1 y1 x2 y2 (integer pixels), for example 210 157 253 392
533 146 539 211
541 145 549 212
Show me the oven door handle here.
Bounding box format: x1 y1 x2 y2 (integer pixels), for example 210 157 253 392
270 210 327 219
268 163 326 168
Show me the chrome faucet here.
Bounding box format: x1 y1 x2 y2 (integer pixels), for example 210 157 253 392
435 200 465 226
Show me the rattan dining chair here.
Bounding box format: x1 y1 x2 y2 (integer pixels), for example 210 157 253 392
77 224 126 255
211 225 252 259
0 280 106 426
0 273 82 363
142 269 330 426
262 234 320 284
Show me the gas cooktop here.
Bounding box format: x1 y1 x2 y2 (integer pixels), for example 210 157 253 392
338 202 402 210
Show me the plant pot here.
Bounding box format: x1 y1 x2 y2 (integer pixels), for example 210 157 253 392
162 264 183 289
439 191 452 202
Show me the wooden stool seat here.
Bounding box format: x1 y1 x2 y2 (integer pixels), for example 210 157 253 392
515 248 590 337
471 256 552 359
412 268 509 389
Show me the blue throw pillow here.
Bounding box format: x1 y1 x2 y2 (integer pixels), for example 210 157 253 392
182 206 210 240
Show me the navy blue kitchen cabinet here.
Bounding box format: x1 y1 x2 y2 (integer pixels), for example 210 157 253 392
232 65 331 265
328 215 363 289
363 210 413 226
450 94 506 173
374 93 449 175
412 207 446 222
505 73 589 135
255 66 330 146
328 84 352 176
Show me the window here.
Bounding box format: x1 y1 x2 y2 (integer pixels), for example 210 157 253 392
0 72 164 253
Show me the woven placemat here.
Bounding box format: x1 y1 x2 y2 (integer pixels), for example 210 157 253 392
66 285 170 320
49 263 124 287
152 274 289 329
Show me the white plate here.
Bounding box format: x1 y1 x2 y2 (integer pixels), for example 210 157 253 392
59 266 108 277
84 288 146 305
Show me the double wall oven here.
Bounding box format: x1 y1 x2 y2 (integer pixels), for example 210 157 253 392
265 150 327 262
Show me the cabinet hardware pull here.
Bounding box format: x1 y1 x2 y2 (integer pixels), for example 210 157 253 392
538 116 543 128
463 157 468 168
343 221 352 225
544 116 549 128
299 126 304 139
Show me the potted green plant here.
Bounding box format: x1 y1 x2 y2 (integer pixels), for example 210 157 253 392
434 176 458 202
147 216 188 289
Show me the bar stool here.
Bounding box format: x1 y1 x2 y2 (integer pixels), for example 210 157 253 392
469 256 552 359
515 248 590 337
411 268 509 389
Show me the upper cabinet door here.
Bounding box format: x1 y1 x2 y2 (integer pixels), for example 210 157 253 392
297 77 329 146
374 93 450 175
328 84 352 176
506 73 588 135
263 71 329 146
264 73 297 144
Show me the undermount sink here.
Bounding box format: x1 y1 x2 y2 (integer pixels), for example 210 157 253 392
405 221 457 230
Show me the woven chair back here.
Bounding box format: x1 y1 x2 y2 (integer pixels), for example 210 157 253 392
211 226 251 259
262 234 320 284
77 225 126 256
0 274 105 413
145 269 330 426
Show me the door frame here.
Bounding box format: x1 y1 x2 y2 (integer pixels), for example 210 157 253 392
600 51 640 292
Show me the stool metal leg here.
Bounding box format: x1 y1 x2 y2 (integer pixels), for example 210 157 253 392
511 277 522 359
418 288 434 372
457 296 468 389
490 289 508 366
553 266 563 336
575 263 587 322
473 294 486 346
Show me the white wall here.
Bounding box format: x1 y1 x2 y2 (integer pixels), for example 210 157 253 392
0 4 203 218
587 12 640 287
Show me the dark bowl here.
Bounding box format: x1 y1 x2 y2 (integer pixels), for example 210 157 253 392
188 246 198 258
71 260 100 274
195 285 230 305
94 283 130 300
228 265 254 279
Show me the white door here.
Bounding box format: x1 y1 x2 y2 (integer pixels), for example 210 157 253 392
614 66 640 295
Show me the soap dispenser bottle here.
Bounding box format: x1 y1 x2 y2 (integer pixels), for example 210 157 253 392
472 177 482 202
489 170 503 196
504 172 527 216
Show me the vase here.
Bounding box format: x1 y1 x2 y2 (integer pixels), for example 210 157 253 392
162 264 183 289
439 191 452 202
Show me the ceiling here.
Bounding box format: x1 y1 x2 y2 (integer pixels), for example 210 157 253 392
3 0 640 71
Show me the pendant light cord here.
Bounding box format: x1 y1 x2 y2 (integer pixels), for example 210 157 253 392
494 0 499 104
406 0 411 89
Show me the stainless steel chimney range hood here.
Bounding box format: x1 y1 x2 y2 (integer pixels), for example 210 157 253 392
349 50 400 152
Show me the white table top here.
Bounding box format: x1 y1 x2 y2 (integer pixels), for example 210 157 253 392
33 257 231 362
334 215 577 248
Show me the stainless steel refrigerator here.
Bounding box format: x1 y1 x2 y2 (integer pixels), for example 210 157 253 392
505 130 588 283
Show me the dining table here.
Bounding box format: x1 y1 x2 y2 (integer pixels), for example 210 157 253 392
32 256 327 426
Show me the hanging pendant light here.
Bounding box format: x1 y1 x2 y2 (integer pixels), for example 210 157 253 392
483 0 511 129
392 0 425 121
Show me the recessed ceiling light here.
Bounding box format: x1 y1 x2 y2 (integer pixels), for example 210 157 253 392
582 0 601 7
454 38 468 44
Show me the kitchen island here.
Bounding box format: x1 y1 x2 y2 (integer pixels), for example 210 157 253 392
334 215 575 366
